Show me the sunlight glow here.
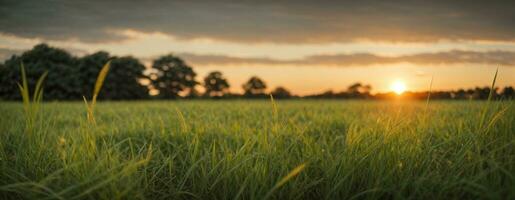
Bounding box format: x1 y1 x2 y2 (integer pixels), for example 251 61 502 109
391 80 407 95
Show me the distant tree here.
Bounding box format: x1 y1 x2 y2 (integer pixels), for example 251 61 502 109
105 57 151 99
362 85 372 94
0 43 79 100
472 87 497 100
347 82 372 93
78 52 150 100
150 55 198 98
347 83 361 94
271 86 292 99
242 76 267 97
432 91 452 99
466 89 475 100
453 89 467 99
321 90 335 98
347 82 372 98
203 71 230 97
305 90 334 99
500 86 514 99
77 51 110 97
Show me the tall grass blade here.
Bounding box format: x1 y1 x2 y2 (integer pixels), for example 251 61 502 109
425 75 433 111
19 63 29 110
270 94 278 121
83 96 95 124
33 71 48 102
269 94 279 137
479 68 499 130
263 163 306 199
175 107 188 132
487 68 498 102
275 163 305 188
84 60 111 124
92 60 111 107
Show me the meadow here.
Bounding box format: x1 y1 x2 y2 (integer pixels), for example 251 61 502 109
0 99 513 199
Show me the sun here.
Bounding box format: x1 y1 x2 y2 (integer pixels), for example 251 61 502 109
390 80 407 95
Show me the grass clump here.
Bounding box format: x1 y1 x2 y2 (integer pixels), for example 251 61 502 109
17 63 47 135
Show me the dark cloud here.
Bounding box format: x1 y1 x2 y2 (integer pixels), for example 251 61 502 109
180 50 515 67
1 0 514 43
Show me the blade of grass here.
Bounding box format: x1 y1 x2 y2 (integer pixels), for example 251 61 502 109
83 96 94 124
92 60 111 108
175 107 188 132
19 63 29 110
263 163 306 200
33 71 48 102
84 60 111 124
270 94 278 121
487 68 498 102
425 75 433 111
479 68 498 130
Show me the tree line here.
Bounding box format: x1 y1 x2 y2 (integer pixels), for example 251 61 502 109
0 44 290 100
0 43 513 100
306 86 514 100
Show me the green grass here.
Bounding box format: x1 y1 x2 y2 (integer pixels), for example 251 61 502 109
0 100 513 199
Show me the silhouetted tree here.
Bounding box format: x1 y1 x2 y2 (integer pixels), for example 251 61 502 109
242 76 267 97
109 57 150 99
150 55 197 98
500 86 514 99
362 85 372 94
347 82 372 98
203 71 230 97
78 53 150 100
453 89 468 99
466 89 475 99
472 87 498 100
347 83 361 94
271 86 292 99
0 43 79 100
305 90 334 99
432 91 452 99
77 51 110 97
321 90 335 98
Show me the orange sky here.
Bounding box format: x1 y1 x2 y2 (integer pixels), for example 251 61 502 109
192 63 514 95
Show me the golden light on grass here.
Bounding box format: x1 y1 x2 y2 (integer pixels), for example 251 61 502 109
391 80 407 95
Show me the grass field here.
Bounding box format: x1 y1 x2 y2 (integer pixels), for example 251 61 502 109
0 100 513 199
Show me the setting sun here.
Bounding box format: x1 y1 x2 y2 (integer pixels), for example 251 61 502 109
391 80 407 95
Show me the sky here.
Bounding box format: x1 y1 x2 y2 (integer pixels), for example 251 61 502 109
1 0 514 95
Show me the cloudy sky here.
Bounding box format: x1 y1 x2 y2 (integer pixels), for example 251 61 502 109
1 0 514 94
